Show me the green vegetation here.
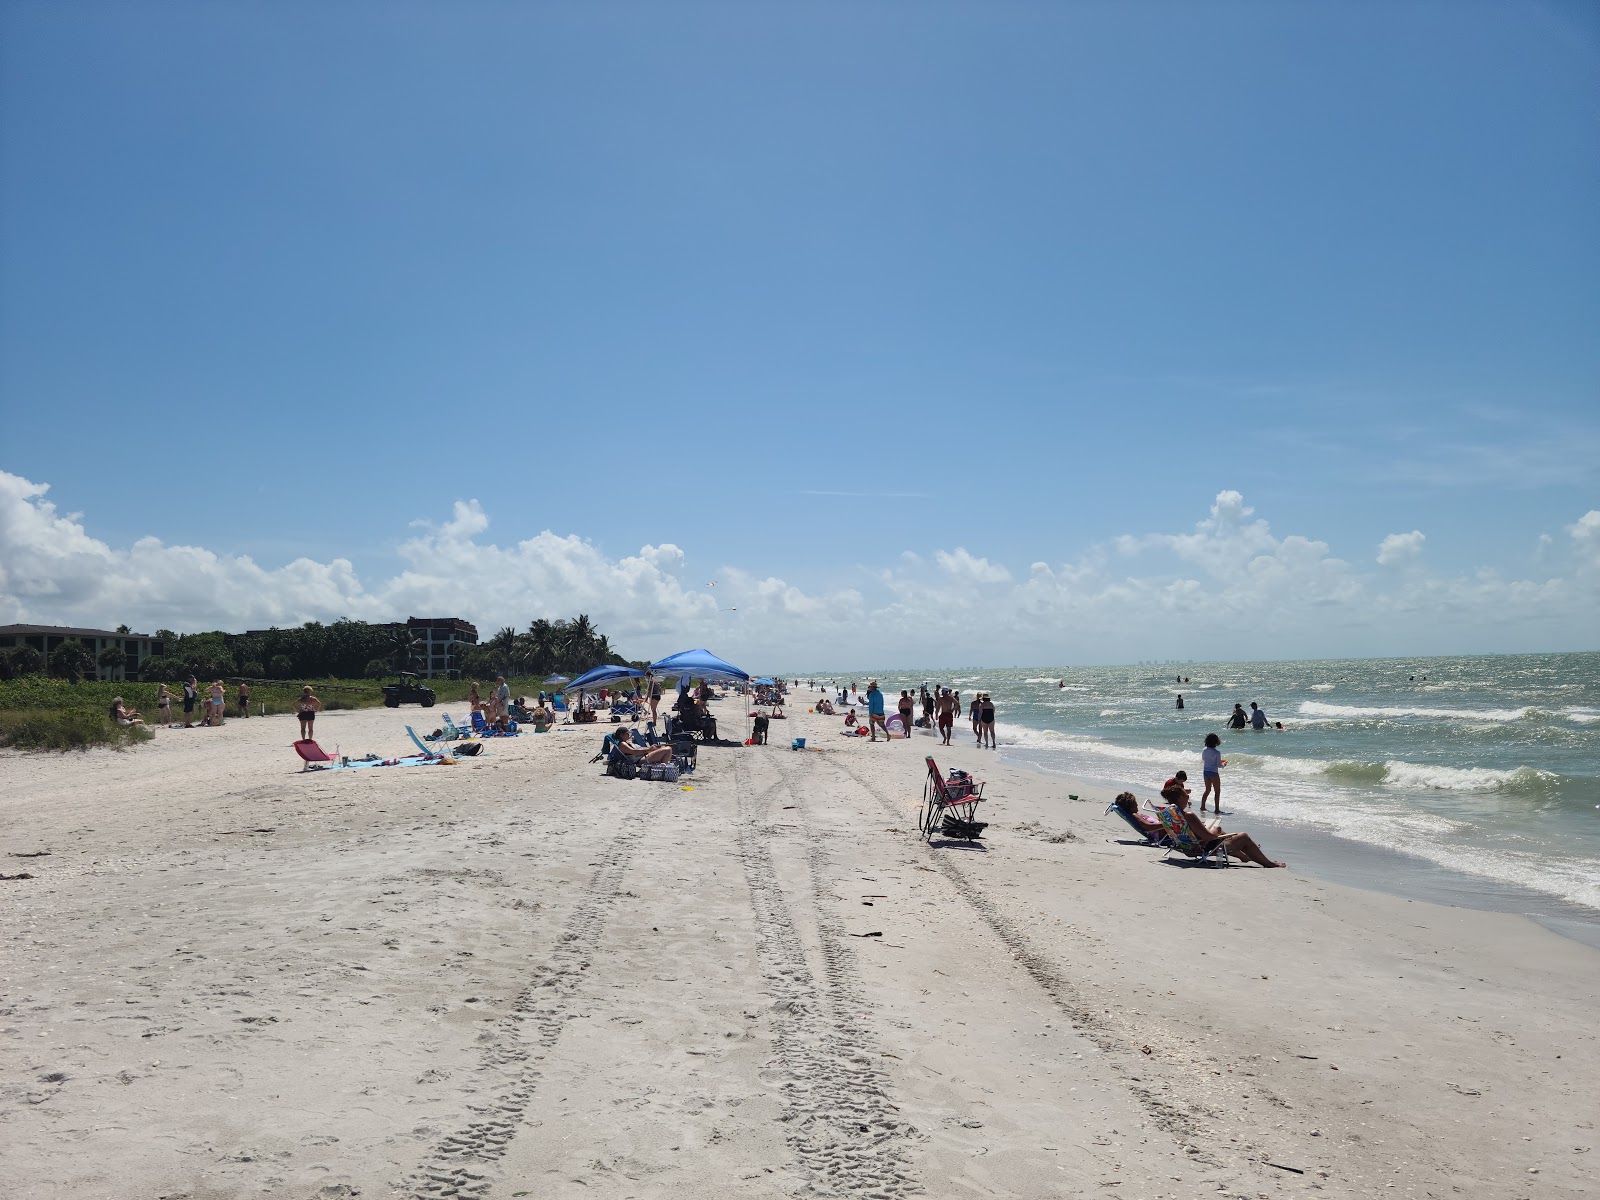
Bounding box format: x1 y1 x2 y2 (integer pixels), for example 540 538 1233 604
0 708 153 752
0 614 643 752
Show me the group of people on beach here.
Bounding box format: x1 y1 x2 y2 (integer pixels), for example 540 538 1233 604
111 678 323 738
1112 757 1285 867
825 680 997 748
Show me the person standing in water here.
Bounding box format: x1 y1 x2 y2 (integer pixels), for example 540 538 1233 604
1228 703 1248 730
1200 732 1224 813
1176 693 1185 710
1249 701 1268 730
979 693 996 748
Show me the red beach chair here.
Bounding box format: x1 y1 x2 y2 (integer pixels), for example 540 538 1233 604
294 739 336 771
920 756 987 842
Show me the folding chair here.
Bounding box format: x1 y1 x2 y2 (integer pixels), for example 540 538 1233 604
1156 807 1233 867
294 739 336 771
919 756 987 843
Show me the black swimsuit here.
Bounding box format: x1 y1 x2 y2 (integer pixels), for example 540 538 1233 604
981 705 995 723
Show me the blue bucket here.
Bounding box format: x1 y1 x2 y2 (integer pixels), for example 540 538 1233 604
792 737 806 750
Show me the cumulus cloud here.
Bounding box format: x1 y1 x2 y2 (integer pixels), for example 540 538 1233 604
1570 511 1600 566
1377 530 1426 566
933 548 1012 584
0 471 1591 665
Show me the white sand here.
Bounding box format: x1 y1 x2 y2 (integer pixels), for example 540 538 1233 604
1 696 1595 1199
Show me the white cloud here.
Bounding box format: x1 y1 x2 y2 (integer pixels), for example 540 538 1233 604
1569 511 1600 567
933 547 1012 584
1377 530 1426 566
0 471 1592 666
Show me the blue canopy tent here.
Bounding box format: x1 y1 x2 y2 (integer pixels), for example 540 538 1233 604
648 648 750 684
565 664 645 692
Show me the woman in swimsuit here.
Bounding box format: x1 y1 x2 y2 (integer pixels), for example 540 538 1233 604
209 680 226 726
297 685 322 740
157 684 172 726
979 694 996 749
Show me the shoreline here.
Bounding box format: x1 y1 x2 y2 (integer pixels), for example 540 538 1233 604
995 741 1600 951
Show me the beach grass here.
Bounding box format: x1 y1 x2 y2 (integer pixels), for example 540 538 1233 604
0 674 579 746
0 707 155 752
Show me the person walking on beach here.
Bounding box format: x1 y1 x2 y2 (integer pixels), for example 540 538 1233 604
182 675 198 728
897 690 914 736
936 688 955 745
969 693 982 743
297 685 322 740
648 676 662 724
1249 701 1268 730
156 683 172 726
1201 732 1224 813
237 678 251 718
866 681 887 741
979 693 996 748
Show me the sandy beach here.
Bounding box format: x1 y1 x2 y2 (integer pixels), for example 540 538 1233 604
2 695 1595 1199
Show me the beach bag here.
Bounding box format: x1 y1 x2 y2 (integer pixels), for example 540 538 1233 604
606 752 638 780
456 742 483 757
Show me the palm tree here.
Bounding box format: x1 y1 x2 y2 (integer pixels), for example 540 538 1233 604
489 626 518 673
526 618 557 674
389 627 424 673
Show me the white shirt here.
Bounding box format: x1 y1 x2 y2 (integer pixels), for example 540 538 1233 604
1202 746 1223 775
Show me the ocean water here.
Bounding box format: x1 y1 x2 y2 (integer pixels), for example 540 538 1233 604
809 654 1600 915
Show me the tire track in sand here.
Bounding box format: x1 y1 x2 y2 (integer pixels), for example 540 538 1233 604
403 786 675 1199
735 751 922 1198
829 754 1239 1152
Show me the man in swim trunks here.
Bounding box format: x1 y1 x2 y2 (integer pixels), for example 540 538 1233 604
182 675 198 728
866 681 887 742
935 688 955 745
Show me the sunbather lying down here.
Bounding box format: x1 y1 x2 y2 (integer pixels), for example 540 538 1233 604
614 728 673 765
1170 792 1285 867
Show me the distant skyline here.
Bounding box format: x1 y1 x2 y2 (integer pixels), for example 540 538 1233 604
1 3 1596 665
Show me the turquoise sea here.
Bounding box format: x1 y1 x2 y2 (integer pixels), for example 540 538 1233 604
805 653 1599 916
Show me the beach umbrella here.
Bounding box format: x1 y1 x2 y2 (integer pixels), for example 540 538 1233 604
753 677 776 686
565 664 645 692
649 648 750 684
544 675 570 685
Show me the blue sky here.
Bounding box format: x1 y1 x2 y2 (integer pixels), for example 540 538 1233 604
1 2 1596 664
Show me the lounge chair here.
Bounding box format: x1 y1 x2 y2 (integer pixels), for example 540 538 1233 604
294 739 336 771
1156 806 1232 867
1106 801 1173 846
405 726 443 760
920 756 987 843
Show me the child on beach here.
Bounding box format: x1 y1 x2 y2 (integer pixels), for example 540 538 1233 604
1200 732 1223 813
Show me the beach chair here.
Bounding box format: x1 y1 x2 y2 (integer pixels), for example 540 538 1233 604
1156 806 1232 867
552 694 569 713
919 756 987 843
1106 801 1173 846
405 726 443 760
294 739 336 771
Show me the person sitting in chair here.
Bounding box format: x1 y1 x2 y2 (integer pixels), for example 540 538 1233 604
109 697 146 726
1166 790 1285 867
1113 792 1165 839
614 727 674 765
